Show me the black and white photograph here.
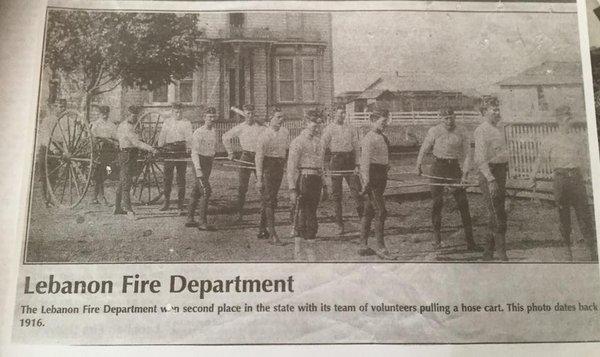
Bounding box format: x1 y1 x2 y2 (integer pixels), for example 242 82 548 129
23 4 599 264
5 0 600 350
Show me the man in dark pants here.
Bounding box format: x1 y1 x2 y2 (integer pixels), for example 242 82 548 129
474 100 510 261
358 109 392 258
222 104 267 222
416 108 480 251
287 110 325 241
158 102 193 212
114 105 157 219
321 105 363 235
530 105 598 261
91 105 117 205
256 109 290 244
187 107 218 231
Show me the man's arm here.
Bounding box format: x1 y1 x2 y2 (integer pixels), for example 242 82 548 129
222 124 242 156
474 128 494 182
416 129 435 173
287 140 300 190
352 126 361 165
190 133 203 178
157 120 167 147
360 136 372 185
255 134 267 184
461 132 471 178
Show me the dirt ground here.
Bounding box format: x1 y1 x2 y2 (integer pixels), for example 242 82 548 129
24 155 597 263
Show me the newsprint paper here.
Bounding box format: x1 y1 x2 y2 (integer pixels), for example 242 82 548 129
3 0 600 355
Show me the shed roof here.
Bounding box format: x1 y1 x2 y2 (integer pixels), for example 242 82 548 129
497 61 582 87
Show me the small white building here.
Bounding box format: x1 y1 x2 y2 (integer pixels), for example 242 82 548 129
497 61 585 122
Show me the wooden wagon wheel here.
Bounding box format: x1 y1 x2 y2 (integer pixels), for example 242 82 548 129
131 111 164 205
44 110 94 208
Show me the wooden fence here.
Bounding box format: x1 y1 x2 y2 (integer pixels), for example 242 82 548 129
504 122 587 180
349 111 482 125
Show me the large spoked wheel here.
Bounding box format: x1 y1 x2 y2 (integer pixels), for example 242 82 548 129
45 110 94 208
131 111 164 205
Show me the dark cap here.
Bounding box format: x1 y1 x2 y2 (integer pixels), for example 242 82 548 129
554 104 572 118
128 105 142 115
172 102 184 110
98 105 110 116
440 108 455 117
479 97 500 114
205 107 216 115
243 104 254 111
306 109 323 123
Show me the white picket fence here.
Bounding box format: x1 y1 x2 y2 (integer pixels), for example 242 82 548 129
349 111 482 125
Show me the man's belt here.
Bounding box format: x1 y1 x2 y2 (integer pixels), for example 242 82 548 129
120 147 138 152
434 156 459 164
554 167 580 177
299 167 321 175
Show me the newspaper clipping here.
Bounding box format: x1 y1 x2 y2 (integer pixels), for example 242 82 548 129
5 0 600 350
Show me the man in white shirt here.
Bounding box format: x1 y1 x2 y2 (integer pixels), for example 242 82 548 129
255 108 290 244
187 107 218 231
321 106 363 235
222 104 267 222
416 108 479 252
114 105 157 219
358 109 391 258
158 102 193 212
530 105 597 261
90 105 118 205
474 100 509 261
287 110 326 241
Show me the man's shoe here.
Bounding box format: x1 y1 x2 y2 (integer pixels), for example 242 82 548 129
358 247 376 256
113 209 127 215
91 199 100 204
185 220 199 228
466 242 484 252
257 231 269 240
159 204 170 212
198 224 217 231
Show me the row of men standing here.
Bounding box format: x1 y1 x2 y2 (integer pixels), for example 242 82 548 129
89 100 597 261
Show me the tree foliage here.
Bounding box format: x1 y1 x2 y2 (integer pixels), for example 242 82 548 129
44 11 209 96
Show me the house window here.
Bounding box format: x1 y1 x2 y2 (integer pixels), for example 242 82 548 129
151 84 169 103
285 13 303 33
178 77 194 103
302 58 316 102
537 86 548 111
277 58 295 102
229 13 245 28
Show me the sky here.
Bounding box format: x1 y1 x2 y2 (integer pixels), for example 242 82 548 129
332 9 582 96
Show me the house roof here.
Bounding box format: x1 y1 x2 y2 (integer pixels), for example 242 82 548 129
362 73 454 93
497 61 582 86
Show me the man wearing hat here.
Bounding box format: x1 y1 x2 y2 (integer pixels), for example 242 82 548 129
158 102 193 212
91 105 118 205
187 107 218 231
358 109 392 258
321 105 363 235
114 105 157 219
222 104 267 222
416 108 480 252
530 105 597 261
255 108 290 244
287 109 326 241
474 99 510 261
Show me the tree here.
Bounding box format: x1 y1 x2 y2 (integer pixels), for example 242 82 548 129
44 10 210 119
